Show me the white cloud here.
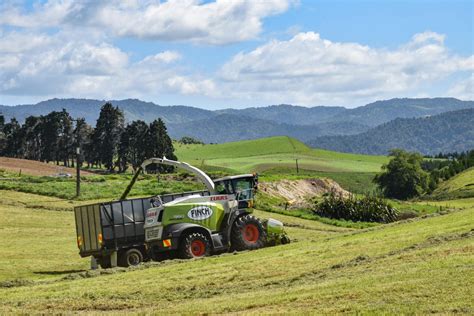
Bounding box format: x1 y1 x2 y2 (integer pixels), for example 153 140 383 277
0 29 213 100
0 0 293 45
140 51 182 64
0 0 471 108
448 74 474 100
218 31 474 105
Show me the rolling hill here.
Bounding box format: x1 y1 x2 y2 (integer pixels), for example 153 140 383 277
308 109 474 155
175 136 388 174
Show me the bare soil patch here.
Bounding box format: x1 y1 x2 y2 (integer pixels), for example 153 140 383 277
260 178 349 209
0 157 93 176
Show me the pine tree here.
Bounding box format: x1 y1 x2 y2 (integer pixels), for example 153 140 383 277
146 119 176 173
73 118 93 168
0 115 5 155
22 115 43 160
119 120 149 172
3 118 21 157
92 103 124 171
57 109 74 166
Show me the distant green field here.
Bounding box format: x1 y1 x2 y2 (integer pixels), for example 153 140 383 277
175 136 388 174
0 190 472 314
431 167 474 200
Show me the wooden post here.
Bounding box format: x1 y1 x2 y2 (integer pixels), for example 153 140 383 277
295 159 299 174
76 147 81 197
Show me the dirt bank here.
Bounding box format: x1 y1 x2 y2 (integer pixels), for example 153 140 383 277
0 157 94 176
259 178 349 209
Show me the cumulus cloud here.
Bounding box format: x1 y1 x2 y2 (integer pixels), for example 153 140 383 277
0 0 471 106
448 74 474 100
0 0 293 45
0 30 212 99
218 31 473 104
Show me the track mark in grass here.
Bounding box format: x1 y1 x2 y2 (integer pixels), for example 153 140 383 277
0 279 34 288
284 222 348 233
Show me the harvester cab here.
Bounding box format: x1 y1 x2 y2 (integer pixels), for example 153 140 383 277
213 174 256 209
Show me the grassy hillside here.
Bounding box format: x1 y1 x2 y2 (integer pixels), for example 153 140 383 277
176 136 387 174
175 136 387 194
431 167 474 200
0 190 472 314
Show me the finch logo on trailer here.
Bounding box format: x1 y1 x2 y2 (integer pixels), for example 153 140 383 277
187 206 213 220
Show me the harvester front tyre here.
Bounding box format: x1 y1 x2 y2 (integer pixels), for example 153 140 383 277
231 215 267 251
180 232 211 259
118 248 143 267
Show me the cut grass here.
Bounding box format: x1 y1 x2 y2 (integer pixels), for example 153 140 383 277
0 189 472 314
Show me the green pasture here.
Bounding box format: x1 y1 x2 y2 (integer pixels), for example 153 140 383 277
175 136 388 174
0 190 472 314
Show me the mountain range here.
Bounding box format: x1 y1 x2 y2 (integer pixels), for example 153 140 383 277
1 97 473 154
308 109 474 155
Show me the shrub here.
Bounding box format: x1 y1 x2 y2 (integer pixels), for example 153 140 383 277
313 193 398 223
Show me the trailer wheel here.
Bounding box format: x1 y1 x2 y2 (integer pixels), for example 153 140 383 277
118 248 143 267
180 232 211 259
231 215 266 251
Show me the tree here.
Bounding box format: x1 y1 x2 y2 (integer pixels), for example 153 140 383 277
374 149 429 200
73 118 93 168
21 115 43 160
92 103 124 171
40 111 63 163
118 120 149 172
0 115 5 154
179 136 204 145
145 119 176 173
57 109 74 166
3 118 21 157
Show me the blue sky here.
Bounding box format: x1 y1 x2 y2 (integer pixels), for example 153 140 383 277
0 0 472 108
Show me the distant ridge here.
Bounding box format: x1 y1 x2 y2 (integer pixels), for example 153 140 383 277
1 97 473 146
308 109 474 155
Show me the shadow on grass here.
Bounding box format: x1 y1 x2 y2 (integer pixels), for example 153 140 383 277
34 269 86 275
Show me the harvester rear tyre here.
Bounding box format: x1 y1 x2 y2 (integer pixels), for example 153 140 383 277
231 215 267 251
118 248 143 267
180 232 211 259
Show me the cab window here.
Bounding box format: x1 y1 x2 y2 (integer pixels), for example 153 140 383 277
232 178 253 201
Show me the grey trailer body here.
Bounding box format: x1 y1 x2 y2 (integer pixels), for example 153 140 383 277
74 190 210 267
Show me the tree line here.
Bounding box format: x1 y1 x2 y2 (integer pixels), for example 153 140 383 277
0 103 176 173
374 149 474 200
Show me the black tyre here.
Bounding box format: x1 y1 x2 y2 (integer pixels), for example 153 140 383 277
118 248 143 267
179 232 211 259
231 214 267 251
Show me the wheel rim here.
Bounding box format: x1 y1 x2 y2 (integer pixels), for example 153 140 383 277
190 240 206 257
243 224 259 243
128 252 140 266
